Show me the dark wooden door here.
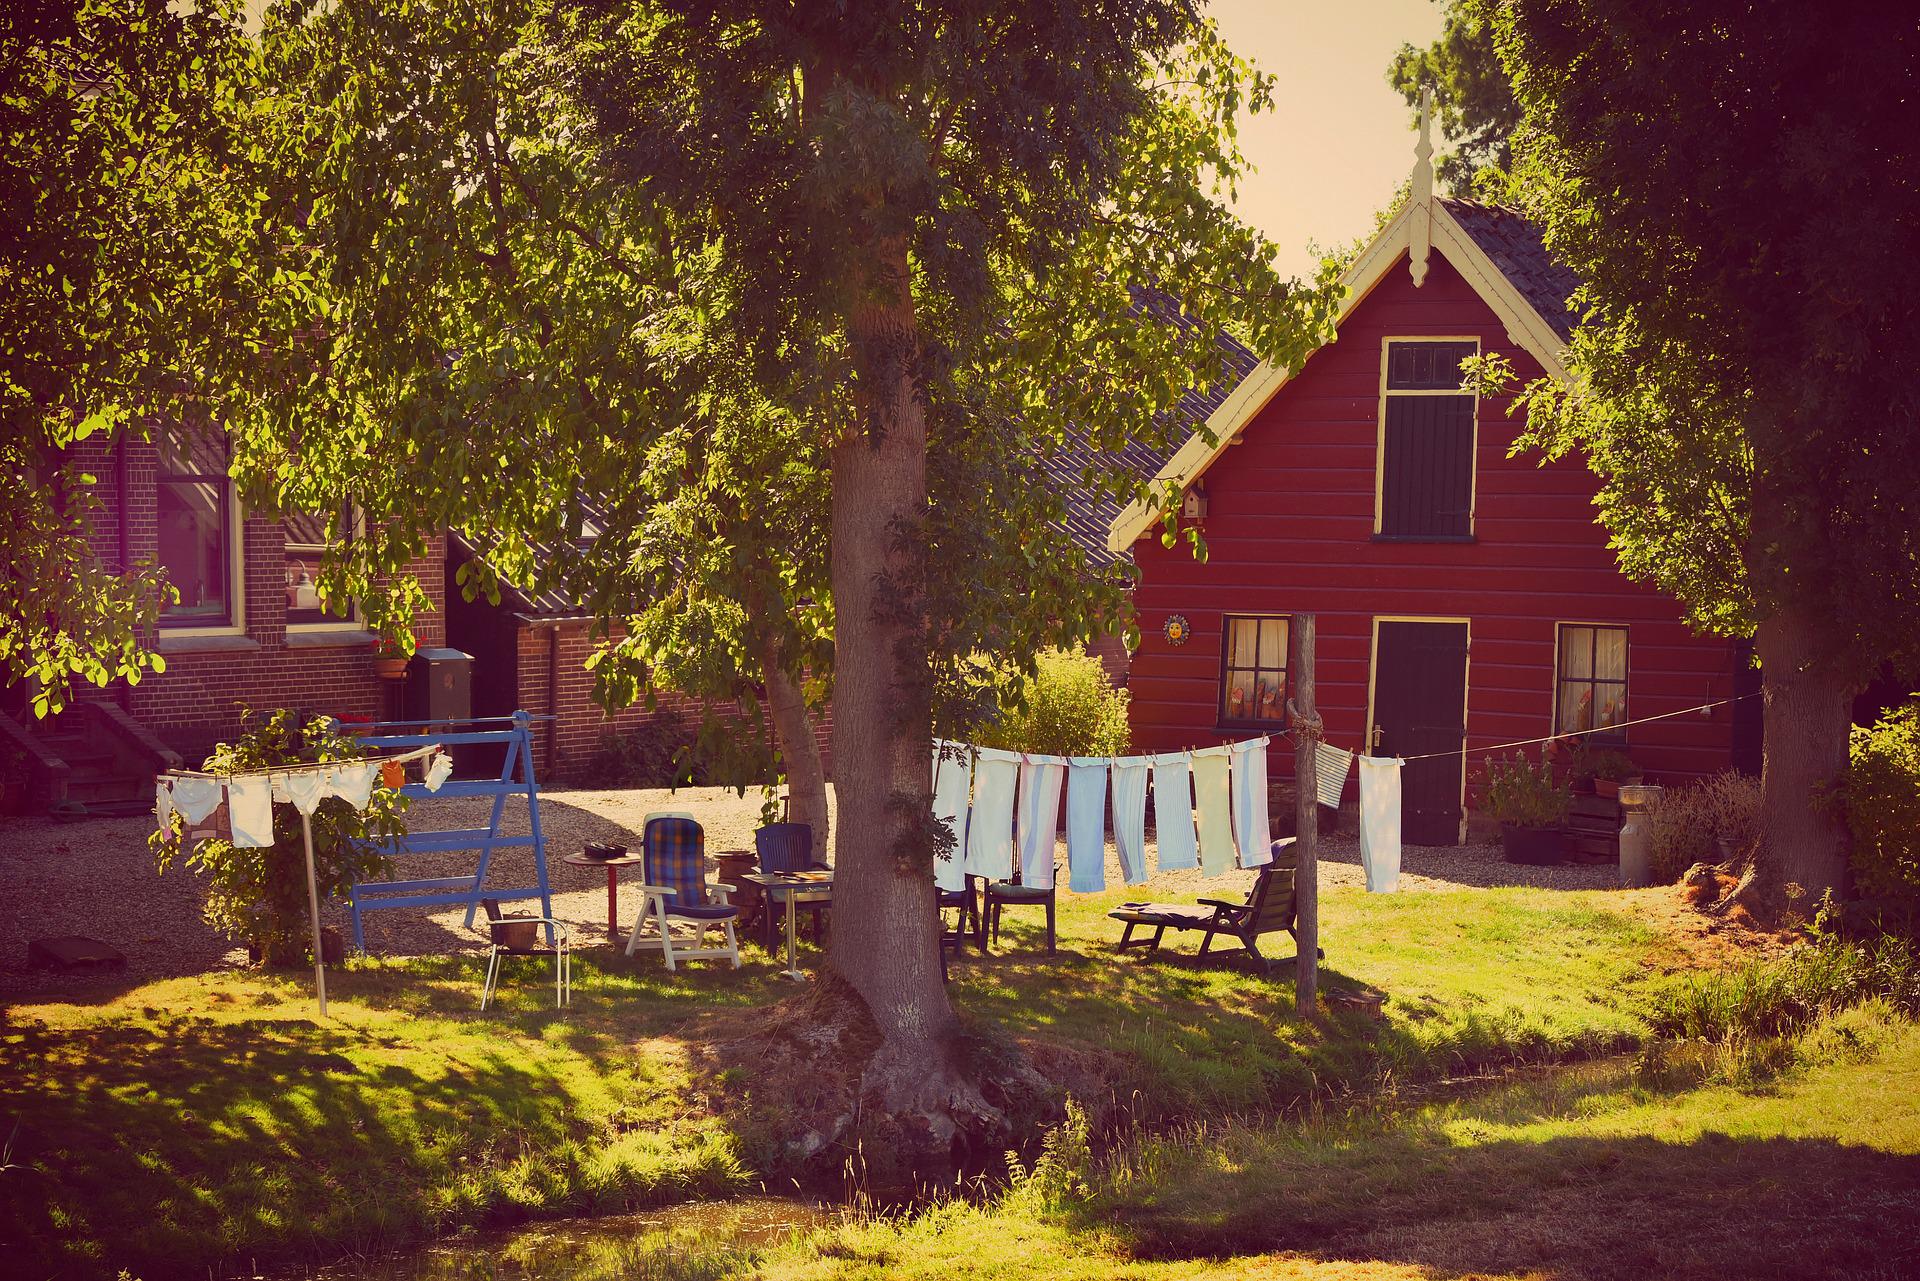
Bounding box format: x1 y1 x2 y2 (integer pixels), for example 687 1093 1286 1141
1371 620 1469 846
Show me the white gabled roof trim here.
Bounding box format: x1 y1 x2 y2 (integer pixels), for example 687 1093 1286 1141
1104 200 1574 556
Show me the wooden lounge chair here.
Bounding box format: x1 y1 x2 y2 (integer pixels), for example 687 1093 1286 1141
1108 839 1313 972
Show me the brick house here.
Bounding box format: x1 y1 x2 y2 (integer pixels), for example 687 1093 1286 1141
2 425 445 811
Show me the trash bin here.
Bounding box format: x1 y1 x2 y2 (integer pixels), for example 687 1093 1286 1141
405 648 472 723
1617 783 1663 888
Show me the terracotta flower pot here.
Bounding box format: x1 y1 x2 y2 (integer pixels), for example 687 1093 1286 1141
1594 779 1621 800
372 655 408 680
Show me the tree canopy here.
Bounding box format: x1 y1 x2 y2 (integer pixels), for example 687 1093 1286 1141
1387 0 1518 196
1476 0 1920 896
1 0 261 714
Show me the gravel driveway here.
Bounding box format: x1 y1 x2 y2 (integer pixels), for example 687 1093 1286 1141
0 785 1613 1002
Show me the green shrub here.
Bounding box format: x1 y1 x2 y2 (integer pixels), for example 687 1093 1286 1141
1480 752 1571 827
150 710 405 965
1840 698 1920 906
1651 932 1920 1043
1647 770 1763 883
976 648 1130 757
573 710 703 789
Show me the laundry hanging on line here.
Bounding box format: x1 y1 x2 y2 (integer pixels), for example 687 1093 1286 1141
1357 755 1404 893
1016 754 1066 889
1149 752 1199 873
155 748 449 843
1230 737 1273 870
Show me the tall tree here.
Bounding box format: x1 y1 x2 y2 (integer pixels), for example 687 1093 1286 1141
1478 0 1920 903
1387 0 1518 195
231 0 1335 1157
0 0 260 715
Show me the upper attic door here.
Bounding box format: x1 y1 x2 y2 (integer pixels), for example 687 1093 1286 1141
1374 337 1479 541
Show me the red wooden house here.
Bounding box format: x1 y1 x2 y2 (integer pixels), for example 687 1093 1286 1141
1104 139 1755 845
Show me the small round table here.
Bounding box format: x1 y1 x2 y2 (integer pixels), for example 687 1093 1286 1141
561 850 648 944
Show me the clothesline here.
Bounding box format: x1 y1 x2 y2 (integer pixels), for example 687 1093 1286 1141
1361 693 1758 763
164 742 441 781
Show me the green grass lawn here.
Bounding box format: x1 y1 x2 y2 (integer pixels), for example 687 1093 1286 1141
761 1007 1920 1280
0 883 1717 1278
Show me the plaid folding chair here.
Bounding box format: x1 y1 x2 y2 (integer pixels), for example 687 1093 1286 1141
626 815 741 970
755 822 827 950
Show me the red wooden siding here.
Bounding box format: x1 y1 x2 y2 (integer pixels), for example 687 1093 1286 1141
1126 252 1738 802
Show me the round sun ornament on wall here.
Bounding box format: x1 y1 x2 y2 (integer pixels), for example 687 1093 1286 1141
1163 614 1190 646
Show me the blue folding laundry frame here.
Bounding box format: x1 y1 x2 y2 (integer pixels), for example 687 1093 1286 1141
345 711 553 953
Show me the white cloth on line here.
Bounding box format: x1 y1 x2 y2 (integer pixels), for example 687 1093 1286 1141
154 780 175 835
327 761 377 810
226 776 275 848
1066 757 1108 893
424 751 453 792
1358 755 1404 893
965 747 1019 881
279 769 328 816
1015 754 1066 890
1149 752 1198 872
1110 756 1150 885
171 776 224 825
1230 737 1274 869
930 742 973 892
1190 745 1235 877
1316 742 1355 810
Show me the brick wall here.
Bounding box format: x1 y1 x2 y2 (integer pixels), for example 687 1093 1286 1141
67 433 445 762
511 619 834 786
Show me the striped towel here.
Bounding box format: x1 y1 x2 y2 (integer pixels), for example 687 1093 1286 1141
1315 742 1355 809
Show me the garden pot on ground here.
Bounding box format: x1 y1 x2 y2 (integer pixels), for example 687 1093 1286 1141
1501 823 1564 865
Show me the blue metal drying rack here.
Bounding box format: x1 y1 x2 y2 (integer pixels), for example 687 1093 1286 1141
345 711 554 953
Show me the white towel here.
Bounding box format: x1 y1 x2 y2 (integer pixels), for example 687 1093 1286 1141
1149 752 1198 872
279 769 328 816
1191 745 1235 877
327 761 377 810
1316 742 1355 810
930 743 973 891
1066 757 1108 893
965 747 1019 881
1015 755 1066 889
424 751 453 792
1231 737 1274 869
154 780 175 835
171 776 223 825
226 776 275 848
1358 755 1404 893
1110 757 1150 885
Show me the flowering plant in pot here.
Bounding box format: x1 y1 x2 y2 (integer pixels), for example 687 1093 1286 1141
1483 751 1572 864
1572 746 1641 799
371 631 410 680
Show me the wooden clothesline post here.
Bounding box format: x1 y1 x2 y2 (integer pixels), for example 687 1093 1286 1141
1290 613 1318 1017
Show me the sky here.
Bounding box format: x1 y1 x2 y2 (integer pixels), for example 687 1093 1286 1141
1208 0 1446 278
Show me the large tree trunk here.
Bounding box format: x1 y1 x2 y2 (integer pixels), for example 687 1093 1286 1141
1753 605 1855 906
758 634 830 861
823 229 1001 1161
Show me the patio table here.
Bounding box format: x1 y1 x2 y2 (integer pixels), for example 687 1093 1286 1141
739 870 833 981
561 849 648 945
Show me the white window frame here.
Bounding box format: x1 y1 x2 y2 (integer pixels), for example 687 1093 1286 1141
155 437 246 639
283 506 368 634
1373 335 1482 538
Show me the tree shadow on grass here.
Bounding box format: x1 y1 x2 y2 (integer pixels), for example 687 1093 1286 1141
1072 1056 1920 1281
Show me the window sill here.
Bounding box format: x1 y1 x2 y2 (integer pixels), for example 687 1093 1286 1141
1215 720 1288 735
285 628 375 650
157 633 260 655
1370 533 1477 544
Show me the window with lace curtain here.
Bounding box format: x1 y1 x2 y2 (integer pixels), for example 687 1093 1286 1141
1218 615 1289 728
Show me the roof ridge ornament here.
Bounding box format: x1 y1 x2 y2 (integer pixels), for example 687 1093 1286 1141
1409 85 1434 287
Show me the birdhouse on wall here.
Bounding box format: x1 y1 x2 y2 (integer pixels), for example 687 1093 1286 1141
1181 480 1208 522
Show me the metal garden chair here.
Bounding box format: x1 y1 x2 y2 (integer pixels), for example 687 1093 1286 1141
477 899 573 1010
